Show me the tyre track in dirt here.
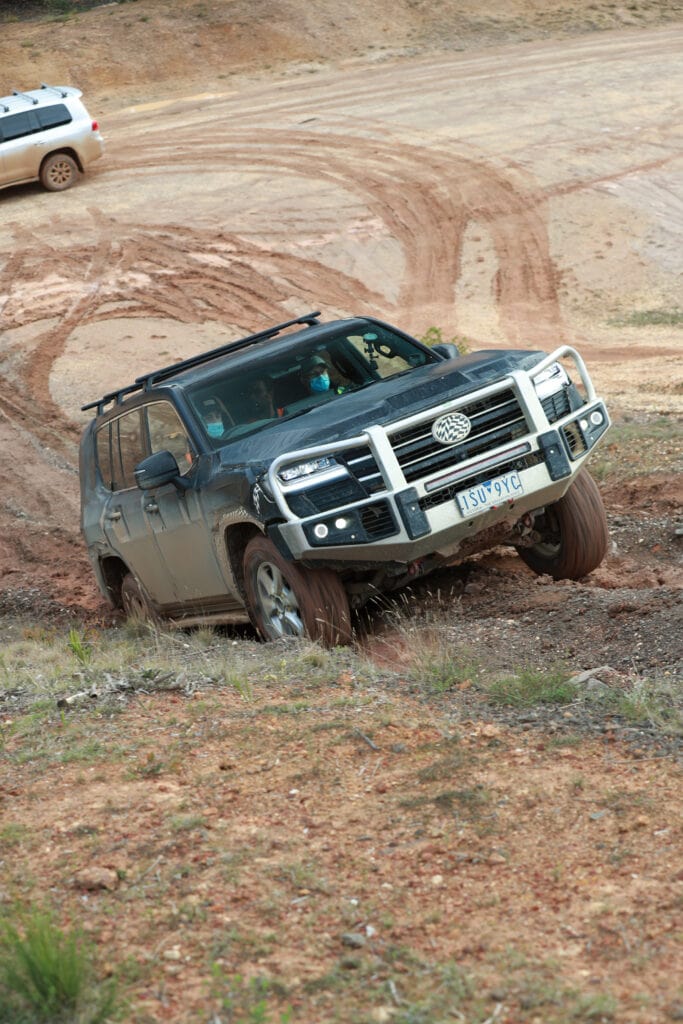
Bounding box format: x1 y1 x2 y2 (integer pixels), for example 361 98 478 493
0 26 680 616
103 126 563 343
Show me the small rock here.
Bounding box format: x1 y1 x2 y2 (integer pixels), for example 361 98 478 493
73 867 119 892
371 1008 394 1023
341 932 366 949
487 853 506 865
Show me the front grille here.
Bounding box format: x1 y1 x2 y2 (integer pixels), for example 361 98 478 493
542 389 572 423
342 445 384 494
286 476 366 517
360 501 397 539
389 388 528 484
419 451 545 512
562 421 588 458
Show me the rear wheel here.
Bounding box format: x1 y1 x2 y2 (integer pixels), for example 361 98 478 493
243 535 351 646
40 153 79 191
121 573 158 623
516 470 609 580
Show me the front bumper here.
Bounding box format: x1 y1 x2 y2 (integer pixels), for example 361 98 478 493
267 346 610 566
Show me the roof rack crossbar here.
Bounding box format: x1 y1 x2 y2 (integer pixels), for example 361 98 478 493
1 103 9 113
12 89 39 106
81 382 144 415
40 83 69 98
136 311 321 389
81 312 322 414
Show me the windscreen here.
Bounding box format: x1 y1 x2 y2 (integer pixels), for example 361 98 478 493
186 324 435 445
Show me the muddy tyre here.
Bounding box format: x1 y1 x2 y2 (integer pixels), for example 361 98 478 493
40 152 79 191
121 572 158 623
243 535 351 646
516 470 609 580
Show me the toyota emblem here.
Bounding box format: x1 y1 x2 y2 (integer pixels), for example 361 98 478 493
432 411 472 446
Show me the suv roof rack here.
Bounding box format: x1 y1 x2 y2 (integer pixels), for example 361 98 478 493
81 311 322 415
40 83 70 98
11 89 39 106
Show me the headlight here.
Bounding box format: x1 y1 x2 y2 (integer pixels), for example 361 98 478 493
533 361 570 400
278 456 336 483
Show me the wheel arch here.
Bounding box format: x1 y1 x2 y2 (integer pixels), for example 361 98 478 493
40 147 84 174
98 555 130 609
223 521 265 603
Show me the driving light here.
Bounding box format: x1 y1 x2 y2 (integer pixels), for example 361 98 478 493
279 456 335 483
533 361 570 400
313 523 329 539
590 410 605 427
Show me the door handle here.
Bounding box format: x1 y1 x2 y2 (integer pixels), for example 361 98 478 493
106 511 122 522
144 502 160 514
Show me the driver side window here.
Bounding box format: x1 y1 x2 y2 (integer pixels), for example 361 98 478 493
146 401 194 476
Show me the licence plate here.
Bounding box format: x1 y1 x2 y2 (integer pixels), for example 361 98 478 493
456 470 524 516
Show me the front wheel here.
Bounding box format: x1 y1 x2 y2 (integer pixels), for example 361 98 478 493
515 470 609 580
243 535 351 646
40 153 79 191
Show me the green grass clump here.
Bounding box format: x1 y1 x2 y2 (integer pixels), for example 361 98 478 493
608 307 683 327
486 666 578 707
0 909 119 1023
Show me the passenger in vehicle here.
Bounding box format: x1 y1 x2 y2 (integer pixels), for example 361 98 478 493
200 397 230 438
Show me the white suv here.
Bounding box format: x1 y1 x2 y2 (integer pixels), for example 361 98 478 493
0 84 103 192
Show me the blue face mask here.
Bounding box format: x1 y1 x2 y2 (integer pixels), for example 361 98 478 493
206 421 223 438
310 372 330 393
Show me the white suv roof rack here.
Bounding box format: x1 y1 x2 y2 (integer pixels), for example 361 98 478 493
0 84 81 114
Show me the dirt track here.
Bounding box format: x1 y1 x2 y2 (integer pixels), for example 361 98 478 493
0 21 681 658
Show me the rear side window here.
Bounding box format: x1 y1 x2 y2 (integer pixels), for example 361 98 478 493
95 423 114 490
0 111 39 143
95 409 145 492
95 402 194 491
37 104 72 130
116 410 145 490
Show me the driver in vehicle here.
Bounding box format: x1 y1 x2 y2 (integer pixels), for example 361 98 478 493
301 354 347 398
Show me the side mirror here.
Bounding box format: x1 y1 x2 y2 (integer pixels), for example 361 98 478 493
135 450 188 491
432 343 460 360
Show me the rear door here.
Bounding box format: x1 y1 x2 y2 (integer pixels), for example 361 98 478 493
97 408 178 606
0 109 40 185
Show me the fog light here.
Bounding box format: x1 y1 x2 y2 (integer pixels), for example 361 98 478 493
579 418 589 431
590 410 604 427
334 517 350 530
313 523 329 539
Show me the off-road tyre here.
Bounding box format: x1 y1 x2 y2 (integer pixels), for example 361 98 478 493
40 152 79 191
516 470 609 580
243 535 352 646
121 572 159 623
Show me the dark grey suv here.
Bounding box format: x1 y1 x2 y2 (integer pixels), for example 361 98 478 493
80 312 610 644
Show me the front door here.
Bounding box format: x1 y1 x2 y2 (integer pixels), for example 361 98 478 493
143 401 230 606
